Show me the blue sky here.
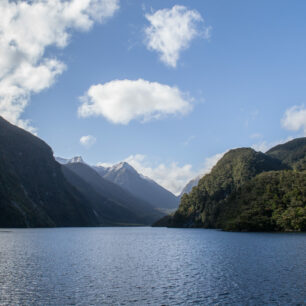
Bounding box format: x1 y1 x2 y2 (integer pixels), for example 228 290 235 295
1 0 306 194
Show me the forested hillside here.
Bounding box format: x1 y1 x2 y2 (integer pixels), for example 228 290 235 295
154 138 306 231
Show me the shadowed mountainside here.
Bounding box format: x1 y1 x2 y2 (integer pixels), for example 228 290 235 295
63 162 164 225
0 116 163 227
0 116 99 227
94 162 179 211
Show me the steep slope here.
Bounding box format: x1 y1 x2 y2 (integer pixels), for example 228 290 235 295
94 162 179 211
63 162 164 224
0 116 99 227
216 170 306 231
55 156 85 165
266 137 306 170
156 148 288 228
61 166 148 225
179 176 201 198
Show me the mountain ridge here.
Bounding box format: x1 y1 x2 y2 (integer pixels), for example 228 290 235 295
93 162 179 211
179 175 201 198
0 116 163 227
57 156 179 211
154 140 305 231
63 161 164 224
1 115 304 231
0 116 100 227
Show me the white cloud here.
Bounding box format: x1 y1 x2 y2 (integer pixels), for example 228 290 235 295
97 162 114 168
80 135 96 148
281 105 306 135
250 133 262 139
251 106 306 152
0 0 119 132
97 151 225 196
124 154 195 195
251 137 293 153
200 152 226 175
251 141 272 153
144 5 210 67
78 79 193 124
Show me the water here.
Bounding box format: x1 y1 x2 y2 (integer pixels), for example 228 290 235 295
0 227 305 305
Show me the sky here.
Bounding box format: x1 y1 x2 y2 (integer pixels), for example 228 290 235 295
1 0 306 195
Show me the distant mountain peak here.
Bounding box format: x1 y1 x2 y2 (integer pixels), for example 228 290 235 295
55 156 85 165
69 156 84 164
110 161 137 173
179 175 202 198
93 160 179 210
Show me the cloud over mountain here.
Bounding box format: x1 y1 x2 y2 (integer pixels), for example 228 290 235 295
78 79 192 124
124 154 195 195
0 0 119 132
98 151 226 196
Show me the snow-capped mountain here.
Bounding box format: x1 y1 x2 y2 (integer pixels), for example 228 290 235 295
94 162 179 211
55 156 85 164
56 156 179 211
62 161 164 225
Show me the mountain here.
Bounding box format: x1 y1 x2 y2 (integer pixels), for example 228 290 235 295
179 175 201 198
154 142 305 231
171 148 287 228
266 137 306 170
62 162 164 224
0 116 163 227
0 116 101 227
93 162 179 211
217 170 306 231
55 156 85 164
61 166 155 226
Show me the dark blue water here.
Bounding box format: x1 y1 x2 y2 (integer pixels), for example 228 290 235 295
0 227 305 305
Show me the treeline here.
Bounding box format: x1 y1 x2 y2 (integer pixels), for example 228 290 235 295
154 138 306 232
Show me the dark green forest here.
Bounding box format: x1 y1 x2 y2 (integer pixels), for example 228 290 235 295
154 138 306 232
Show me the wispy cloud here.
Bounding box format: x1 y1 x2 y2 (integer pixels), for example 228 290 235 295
144 5 211 67
251 137 293 153
0 0 119 132
182 135 196 146
282 105 306 135
97 151 225 195
200 152 226 175
123 154 196 195
79 79 193 124
251 141 271 153
80 135 96 148
250 133 262 139
244 109 259 127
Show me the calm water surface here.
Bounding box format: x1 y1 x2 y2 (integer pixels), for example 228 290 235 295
0 227 305 305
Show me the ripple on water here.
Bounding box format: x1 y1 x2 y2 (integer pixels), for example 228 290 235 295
0 228 305 305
